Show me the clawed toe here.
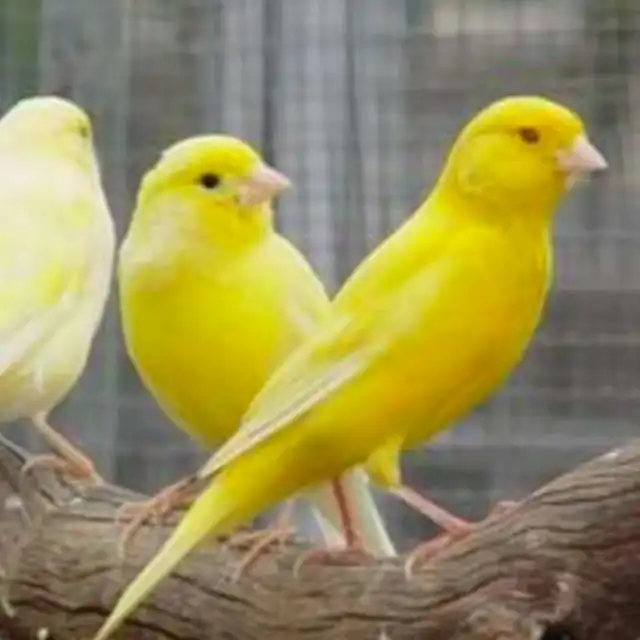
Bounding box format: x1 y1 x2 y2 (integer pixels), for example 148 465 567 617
116 487 192 557
21 454 101 484
227 527 296 581
405 500 520 578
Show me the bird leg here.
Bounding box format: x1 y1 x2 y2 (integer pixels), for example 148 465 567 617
23 412 103 484
293 478 376 577
116 476 200 557
393 485 519 576
226 500 297 581
393 484 472 535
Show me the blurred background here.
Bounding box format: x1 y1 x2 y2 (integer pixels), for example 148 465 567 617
0 0 638 550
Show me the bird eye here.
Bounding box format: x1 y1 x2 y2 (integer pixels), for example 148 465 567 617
199 173 221 190
79 123 90 139
518 127 540 144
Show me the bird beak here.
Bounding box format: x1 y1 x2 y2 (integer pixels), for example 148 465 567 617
239 164 292 207
556 136 608 173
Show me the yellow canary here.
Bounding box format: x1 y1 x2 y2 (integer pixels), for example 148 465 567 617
0 96 115 481
117 135 394 555
94 96 607 640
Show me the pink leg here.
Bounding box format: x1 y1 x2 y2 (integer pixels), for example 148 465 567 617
392 485 518 576
293 479 374 576
24 412 102 484
392 485 472 535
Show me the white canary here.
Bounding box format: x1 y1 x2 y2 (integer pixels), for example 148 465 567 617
0 95 115 480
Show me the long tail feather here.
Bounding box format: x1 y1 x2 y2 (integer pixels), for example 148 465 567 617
94 477 237 640
304 468 396 557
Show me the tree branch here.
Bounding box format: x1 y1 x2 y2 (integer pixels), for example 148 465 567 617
0 435 638 639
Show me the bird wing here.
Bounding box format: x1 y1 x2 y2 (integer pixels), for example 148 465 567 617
0 160 95 376
195 210 465 481
195 233 464 482
196 309 385 479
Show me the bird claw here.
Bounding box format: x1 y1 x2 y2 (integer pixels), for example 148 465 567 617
225 526 296 581
116 502 163 559
116 484 194 558
404 499 520 578
404 532 462 578
20 453 101 485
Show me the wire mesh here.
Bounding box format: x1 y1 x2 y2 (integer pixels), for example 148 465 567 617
0 0 637 546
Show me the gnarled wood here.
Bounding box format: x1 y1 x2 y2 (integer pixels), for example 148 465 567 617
0 435 638 639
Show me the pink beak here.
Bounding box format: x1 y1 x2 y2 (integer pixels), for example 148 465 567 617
239 163 292 207
556 136 608 173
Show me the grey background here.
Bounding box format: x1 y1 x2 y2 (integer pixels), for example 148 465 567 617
0 0 637 549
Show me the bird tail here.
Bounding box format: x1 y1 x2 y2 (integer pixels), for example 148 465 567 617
93 469 254 640
304 467 396 557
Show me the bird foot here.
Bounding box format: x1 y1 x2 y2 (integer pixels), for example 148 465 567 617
404 499 520 578
293 545 375 578
225 526 297 581
404 529 470 578
21 453 102 485
116 481 195 558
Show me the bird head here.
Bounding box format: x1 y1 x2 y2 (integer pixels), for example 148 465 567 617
437 96 607 215
138 135 291 230
0 95 97 170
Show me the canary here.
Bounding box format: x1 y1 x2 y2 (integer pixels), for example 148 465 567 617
0 96 115 481
94 96 607 640
116 135 394 557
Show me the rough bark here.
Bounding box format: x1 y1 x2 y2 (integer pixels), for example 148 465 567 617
0 435 638 640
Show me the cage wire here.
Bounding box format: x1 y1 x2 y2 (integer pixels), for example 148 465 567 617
0 0 637 548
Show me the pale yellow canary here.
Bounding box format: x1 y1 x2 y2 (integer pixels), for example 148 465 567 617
0 96 115 480
94 96 607 640
117 135 395 556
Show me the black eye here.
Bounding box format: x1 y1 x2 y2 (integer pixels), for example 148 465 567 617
79 123 90 139
199 173 220 190
518 127 540 144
